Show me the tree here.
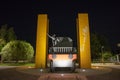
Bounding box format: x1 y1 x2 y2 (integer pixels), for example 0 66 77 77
90 33 111 61
1 40 34 62
90 33 101 60
6 27 17 42
0 39 6 52
0 24 7 52
97 34 111 51
0 24 7 40
0 24 17 51
102 51 112 61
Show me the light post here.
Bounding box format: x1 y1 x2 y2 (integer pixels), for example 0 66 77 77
101 46 104 63
117 43 120 48
117 43 120 62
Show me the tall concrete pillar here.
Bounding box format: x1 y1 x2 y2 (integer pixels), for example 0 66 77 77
35 14 49 68
77 13 91 68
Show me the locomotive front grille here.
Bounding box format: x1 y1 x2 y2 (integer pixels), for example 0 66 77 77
53 47 72 53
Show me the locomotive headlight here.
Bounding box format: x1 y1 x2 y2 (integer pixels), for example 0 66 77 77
58 60 67 66
53 60 73 67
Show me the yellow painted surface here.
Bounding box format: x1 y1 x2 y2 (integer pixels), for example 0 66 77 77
77 13 91 68
35 14 48 68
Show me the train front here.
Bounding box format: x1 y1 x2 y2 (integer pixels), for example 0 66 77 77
48 37 77 72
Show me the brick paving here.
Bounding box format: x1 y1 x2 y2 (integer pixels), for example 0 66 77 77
38 74 87 80
0 68 40 80
0 67 87 80
0 66 120 80
87 68 120 80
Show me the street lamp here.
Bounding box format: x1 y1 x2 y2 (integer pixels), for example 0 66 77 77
101 46 104 63
116 43 120 62
117 43 120 47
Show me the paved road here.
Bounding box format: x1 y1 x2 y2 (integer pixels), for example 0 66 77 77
0 65 120 80
38 73 87 80
0 67 87 80
0 66 87 80
0 67 40 80
86 64 120 80
0 66 17 70
87 68 120 80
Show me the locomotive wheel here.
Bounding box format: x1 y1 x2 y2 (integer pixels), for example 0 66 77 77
71 61 75 72
50 61 55 72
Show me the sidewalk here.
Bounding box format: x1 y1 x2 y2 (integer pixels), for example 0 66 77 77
92 63 120 69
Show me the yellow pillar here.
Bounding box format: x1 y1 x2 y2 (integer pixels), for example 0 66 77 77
35 14 49 68
77 13 91 68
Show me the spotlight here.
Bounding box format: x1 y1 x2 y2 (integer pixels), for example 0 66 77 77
82 69 86 72
28 66 32 68
61 74 64 76
40 69 43 72
96 66 99 68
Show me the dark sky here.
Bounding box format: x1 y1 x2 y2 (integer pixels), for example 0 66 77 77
0 0 120 51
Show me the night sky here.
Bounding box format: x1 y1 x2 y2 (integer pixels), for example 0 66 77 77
0 0 120 51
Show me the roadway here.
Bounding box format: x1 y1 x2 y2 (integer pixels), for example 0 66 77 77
0 64 120 80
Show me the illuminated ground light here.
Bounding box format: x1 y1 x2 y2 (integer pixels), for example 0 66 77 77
78 69 87 73
96 66 99 68
92 66 101 69
82 69 86 72
28 66 32 68
61 74 64 76
40 69 43 72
